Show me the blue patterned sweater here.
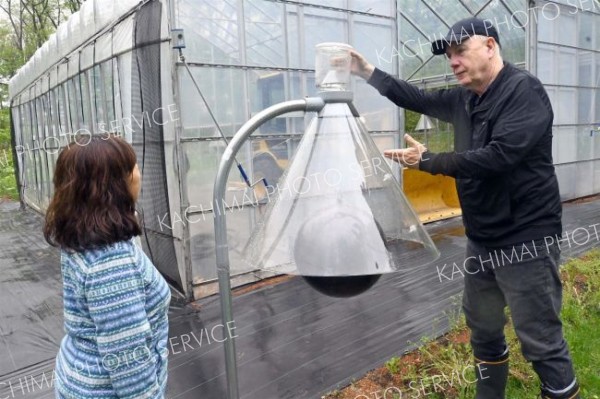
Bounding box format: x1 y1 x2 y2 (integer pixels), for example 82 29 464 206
55 238 171 399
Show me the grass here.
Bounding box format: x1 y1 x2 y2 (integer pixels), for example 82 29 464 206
385 357 402 375
0 146 18 200
0 109 18 201
323 249 600 399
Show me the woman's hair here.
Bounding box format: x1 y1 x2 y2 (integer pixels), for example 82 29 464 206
44 134 142 252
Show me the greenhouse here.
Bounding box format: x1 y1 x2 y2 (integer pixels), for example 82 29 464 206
8 0 600 302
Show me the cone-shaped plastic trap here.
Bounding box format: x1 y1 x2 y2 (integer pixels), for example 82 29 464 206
244 102 440 297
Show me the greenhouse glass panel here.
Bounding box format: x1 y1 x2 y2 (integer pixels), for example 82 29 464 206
557 88 577 125
555 126 577 163
595 161 600 194
113 16 134 54
400 0 446 39
21 103 31 150
247 70 305 135
537 9 556 44
67 78 82 132
41 158 50 207
101 60 115 127
17 105 26 177
285 5 300 68
79 72 93 133
33 149 42 205
179 0 240 64
189 207 255 281
287 70 303 104
558 47 577 86
545 85 557 114
477 1 526 64
555 163 576 199
595 88 600 123
578 50 593 87
353 79 399 132
424 0 471 26
288 74 311 135
397 15 431 79
251 136 298 188
421 55 452 79
352 15 395 75
113 59 122 132
117 53 132 142
575 160 595 196
25 103 38 205
303 9 347 69
80 43 94 71
42 94 51 137
503 0 527 14
401 54 423 81
461 0 494 13
93 65 107 131
182 141 253 213
35 97 44 143
244 0 285 67
47 90 60 150
249 71 285 119
576 125 594 161
179 66 248 138
578 12 594 49
371 134 396 153
58 84 70 135
537 43 556 84
575 161 597 196
36 97 48 202
594 128 600 159
557 9 577 47
578 89 593 124
96 33 112 63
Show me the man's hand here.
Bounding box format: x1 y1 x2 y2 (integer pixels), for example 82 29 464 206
349 50 375 81
384 134 428 169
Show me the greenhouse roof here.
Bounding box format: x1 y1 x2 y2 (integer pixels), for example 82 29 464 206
8 0 142 100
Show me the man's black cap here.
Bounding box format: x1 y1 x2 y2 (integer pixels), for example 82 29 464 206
431 17 500 55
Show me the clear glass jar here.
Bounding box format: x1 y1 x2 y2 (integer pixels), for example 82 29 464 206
315 42 353 91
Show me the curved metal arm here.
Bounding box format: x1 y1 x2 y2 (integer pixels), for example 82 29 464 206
212 96 325 399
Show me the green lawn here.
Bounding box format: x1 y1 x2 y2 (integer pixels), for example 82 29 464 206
324 249 600 399
0 109 17 200
412 250 600 398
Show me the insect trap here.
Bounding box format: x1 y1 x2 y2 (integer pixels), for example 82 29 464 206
242 43 440 297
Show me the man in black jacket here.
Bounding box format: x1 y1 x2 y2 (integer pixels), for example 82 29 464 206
351 17 579 399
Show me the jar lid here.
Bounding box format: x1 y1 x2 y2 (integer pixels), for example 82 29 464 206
315 42 353 50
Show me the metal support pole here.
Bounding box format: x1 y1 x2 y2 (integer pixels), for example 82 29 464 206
212 97 325 399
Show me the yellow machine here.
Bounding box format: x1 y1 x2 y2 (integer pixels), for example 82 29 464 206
402 169 461 223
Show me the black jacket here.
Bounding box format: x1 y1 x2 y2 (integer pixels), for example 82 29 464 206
368 62 562 247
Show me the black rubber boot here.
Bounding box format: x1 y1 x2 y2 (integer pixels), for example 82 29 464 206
474 358 509 399
540 382 581 399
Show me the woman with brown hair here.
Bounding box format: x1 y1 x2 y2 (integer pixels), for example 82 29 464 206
44 134 170 399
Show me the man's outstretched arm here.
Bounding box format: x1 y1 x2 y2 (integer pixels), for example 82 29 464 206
351 50 459 123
